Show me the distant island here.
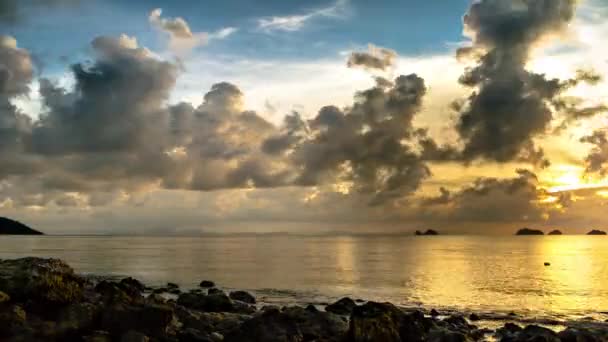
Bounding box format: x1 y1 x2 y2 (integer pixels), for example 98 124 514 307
515 228 544 235
415 229 439 236
587 229 607 235
0 217 43 235
548 230 562 235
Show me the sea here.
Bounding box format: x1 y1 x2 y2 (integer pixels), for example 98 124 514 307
2 234 608 325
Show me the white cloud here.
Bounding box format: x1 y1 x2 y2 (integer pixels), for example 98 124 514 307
257 0 348 32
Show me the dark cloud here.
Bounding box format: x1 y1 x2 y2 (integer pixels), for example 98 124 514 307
347 44 397 71
265 74 432 205
420 169 548 222
453 0 595 167
580 130 608 176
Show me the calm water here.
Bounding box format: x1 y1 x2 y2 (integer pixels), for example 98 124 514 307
1 235 608 321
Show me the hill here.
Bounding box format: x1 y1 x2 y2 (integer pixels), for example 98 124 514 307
515 228 544 235
0 217 44 235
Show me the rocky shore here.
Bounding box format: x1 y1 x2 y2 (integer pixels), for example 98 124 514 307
1 258 608 341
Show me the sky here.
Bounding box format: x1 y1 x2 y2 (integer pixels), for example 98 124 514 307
1 0 608 235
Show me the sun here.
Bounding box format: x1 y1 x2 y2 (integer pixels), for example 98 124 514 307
544 165 608 193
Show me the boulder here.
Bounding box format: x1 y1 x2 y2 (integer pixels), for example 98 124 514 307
0 304 27 336
95 280 143 305
120 277 146 293
100 303 176 338
0 257 84 309
229 290 256 304
326 297 357 315
224 306 348 342
200 280 216 288
499 324 559 342
558 328 602 342
55 302 101 335
178 293 235 313
346 302 434 342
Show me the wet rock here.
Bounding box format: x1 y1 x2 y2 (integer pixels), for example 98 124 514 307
95 280 143 305
499 324 559 342
326 297 357 315
152 287 168 294
469 313 480 321
56 302 100 335
176 306 250 336
224 306 348 342
167 282 179 289
200 280 215 288
0 304 27 336
169 288 182 295
83 330 112 342
120 277 146 293
100 303 176 338
0 290 10 304
558 328 602 342
229 290 256 304
145 293 166 305
430 309 440 317
346 301 434 342
178 293 235 313
428 329 473 342
305 304 318 312
120 330 150 342
0 257 84 308
208 288 225 295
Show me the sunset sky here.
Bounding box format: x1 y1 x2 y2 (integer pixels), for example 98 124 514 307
1 0 608 234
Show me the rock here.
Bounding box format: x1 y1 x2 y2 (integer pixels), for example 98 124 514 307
169 288 182 295
0 304 27 336
430 309 440 317
178 328 215 342
355 299 365 303
0 290 10 304
200 280 216 288
305 304 318 312
208 288 225 295
100 303 176 338
145 293 166 305
416 229 440 236
468 313 480 321
498 324 559 342
175 306 251 336
229 290 256 304
95 280 143 305
428 329 473 342
558 328 602 342
120 277 146 293
83 330 112 342
516 228 544 235
178 293 235 313
120 330 150 342
326 297 357 315
0 257 84 309
56 302 100 335
587 230 607 235
548 230 562 235
224 306 348 342
167 282 179 289
544 262 551 266
346 301 434 342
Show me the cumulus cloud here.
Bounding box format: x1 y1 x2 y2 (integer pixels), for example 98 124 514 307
347 44 397 71
149 8 237 52
453 0 601 167
257 0 348 32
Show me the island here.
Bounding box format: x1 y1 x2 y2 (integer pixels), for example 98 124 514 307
415 229 439 236
515 228 544 235
0 217 43 235
548 230 563 235
587 229 607 235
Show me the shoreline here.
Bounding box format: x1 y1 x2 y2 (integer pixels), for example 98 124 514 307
1 257 608 341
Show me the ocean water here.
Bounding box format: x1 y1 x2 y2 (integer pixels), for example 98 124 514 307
2 235 608 323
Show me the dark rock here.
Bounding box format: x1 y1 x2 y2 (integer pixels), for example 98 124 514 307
83 330 112 342
306 304 318 312
144 293 166 305
468 313 480 321
120 330 150 342
120 277 146 293
152 287 168 294
100 303 176 338
558 328 602 342
0 290 10 304
428 329 473 342
178 328 215 342
326 297 357 315
0 257 84 309
515 325 559 341
55 302 100 336
0 304 27 336
544 262 551 266
177 293 235 313
548 230 562 235
208 288 224 295
224 306 348 342
0 217 43 235
355 299 365 303
169 288 182 295
229 290 256 304
430 309 440 317
416 229 440 236
95 280 143 305
200 280 215 288
167 282 179 289
346 301 434 342
516 228 544 235
587 230 607 235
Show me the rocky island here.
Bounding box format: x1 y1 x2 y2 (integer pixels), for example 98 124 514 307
415 229 439 236
548 230 563 235
0 217 43 235
1 257 608 341
515 228 544 235
587 230 607 235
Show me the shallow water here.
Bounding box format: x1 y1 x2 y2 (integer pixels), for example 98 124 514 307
2 235 608 322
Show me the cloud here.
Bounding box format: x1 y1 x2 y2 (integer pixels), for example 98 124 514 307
580 130 608 176
452 0 601 167
0 0 81 24
347 44 397 71
149 8 237 53
257 0 348 32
